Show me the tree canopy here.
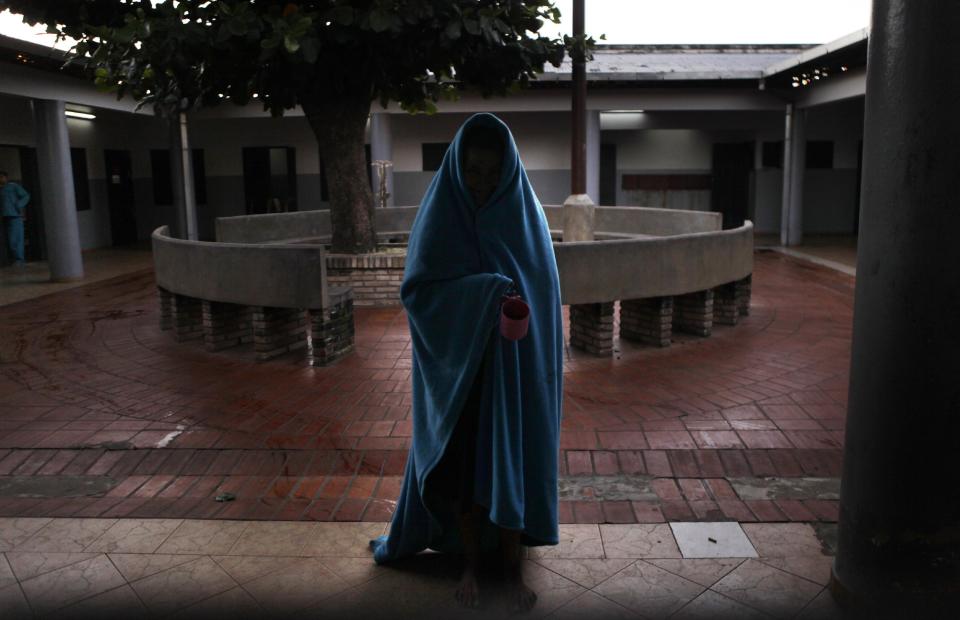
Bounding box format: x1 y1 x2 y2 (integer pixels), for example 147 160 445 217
1 0 590 119
0 0 597 252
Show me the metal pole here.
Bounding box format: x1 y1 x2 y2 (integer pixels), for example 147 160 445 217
780 103 793 247
179 111 198 241
570 0 586 195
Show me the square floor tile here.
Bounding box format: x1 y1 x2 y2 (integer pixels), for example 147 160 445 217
599 524 681 559
713 559 822 618
593 560 704 619
528 524 603 560
670 522 758 559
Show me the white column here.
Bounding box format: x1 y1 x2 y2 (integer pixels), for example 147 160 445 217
585 109 601 204
780 103 806 246
369 112 394 206
31 98 84 281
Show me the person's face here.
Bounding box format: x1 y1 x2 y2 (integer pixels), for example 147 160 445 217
463 147 502 209
0 174 7 186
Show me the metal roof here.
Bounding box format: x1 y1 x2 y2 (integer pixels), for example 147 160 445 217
540 44 816 82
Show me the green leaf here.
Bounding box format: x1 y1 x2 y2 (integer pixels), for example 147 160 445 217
369 10 391 32
444 20 460 39
463 18 480 36
284 35 300 53
228 19 247 36
332 6 354 25
300 37 319 63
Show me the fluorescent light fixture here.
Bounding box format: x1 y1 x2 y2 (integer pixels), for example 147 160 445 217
65 110 96 120
605 109 645 113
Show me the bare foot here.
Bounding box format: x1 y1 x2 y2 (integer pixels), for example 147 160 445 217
507 578 537 613
455 567 480 608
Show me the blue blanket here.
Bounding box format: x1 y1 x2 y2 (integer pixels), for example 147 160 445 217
370 113 564 562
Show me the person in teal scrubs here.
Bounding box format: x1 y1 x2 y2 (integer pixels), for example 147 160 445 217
0 170 30 267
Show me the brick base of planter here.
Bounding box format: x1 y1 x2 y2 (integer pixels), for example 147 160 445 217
620 297 673 347
309 288 355 366
252 306 308 362
736 274 752 316
202 300 253 352
172 293 203 342
570 301 615 356
713 282 740 326
326 252 405 307
673 290 714 337
157 287 173 331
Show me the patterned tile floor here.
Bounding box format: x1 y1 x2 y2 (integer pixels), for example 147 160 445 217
0 518 843 619
0 250 854 523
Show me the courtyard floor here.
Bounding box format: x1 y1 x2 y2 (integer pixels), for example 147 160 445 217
0 249 853 617
0 518 840 618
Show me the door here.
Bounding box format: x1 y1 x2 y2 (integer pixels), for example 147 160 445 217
599 143 617 206
711 142 754 229
17 147 45 261
243 146 298 215
104 149 138 245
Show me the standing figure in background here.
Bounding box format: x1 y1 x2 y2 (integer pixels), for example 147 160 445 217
0 170 30 267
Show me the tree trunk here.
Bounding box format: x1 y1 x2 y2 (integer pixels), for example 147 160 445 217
302 94 376 254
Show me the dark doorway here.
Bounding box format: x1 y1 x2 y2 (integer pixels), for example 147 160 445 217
711 142 754 229
17 146 46 261
599 143 617 206
0 145 45 264
104 149 138 246
242 146 297 214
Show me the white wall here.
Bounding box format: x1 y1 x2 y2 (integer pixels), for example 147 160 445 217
0 91 865 252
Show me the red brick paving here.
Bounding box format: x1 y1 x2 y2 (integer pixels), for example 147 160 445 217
0 251 852 522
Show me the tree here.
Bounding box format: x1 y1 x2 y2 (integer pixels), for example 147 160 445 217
2 0 595 253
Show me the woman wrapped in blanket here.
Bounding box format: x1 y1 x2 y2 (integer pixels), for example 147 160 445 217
369 113 564 613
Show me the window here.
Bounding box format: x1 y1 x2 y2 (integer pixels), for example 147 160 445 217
150 148 207 205
70 147 90 211
761 141 783 169
805 141 834 169
191 149 207 205
422 142 450 172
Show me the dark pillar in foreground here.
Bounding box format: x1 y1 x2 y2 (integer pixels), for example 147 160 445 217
831 0 960 614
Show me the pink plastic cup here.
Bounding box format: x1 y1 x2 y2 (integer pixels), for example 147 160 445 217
500 296 530 341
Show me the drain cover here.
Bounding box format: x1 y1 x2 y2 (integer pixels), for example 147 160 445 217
0 476 117 498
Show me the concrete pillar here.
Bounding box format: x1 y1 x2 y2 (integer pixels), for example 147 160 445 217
620 297 672 347
586 109 601 204
201 300 253 351
673 290 714 337
31 99 83 281
780 103 806 247
308 289 355 366
369 112 394 206
569 301 614 356
562 194 595 242
831 0 960 615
